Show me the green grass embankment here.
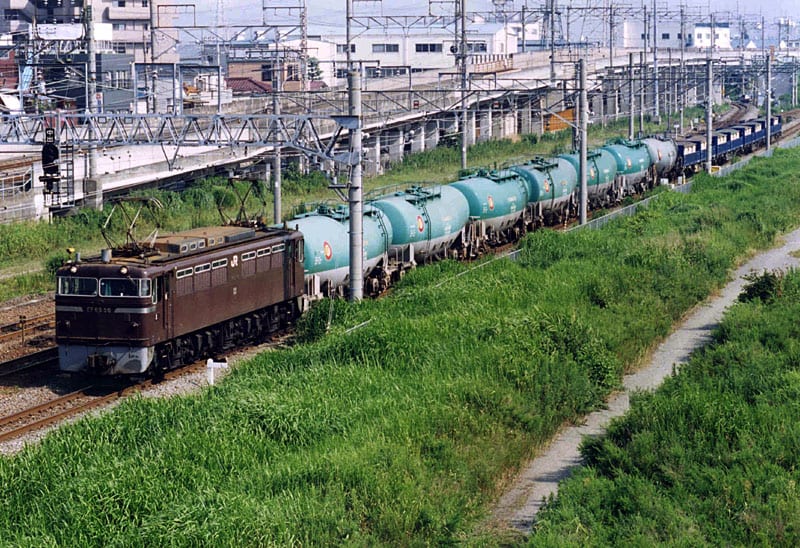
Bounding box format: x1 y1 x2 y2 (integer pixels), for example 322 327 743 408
1 147 800 544
530 270 800 546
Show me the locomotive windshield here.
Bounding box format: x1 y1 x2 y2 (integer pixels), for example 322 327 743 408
57 276 151 298
100 278 151 297
57 277 98 296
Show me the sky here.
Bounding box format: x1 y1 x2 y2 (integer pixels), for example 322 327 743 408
214 1 798 26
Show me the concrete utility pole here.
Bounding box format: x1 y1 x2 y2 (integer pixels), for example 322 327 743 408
766 52 772 151
459 0 468 170
346 0 363 301
652 0 659 121
639 51 645 135
272 41 282 224
706 59 713 174
629 52 635 139
679 5 685 134
85 1 99 209
608 6 614 69
578 58 588 225
348 70 363 301
149 0 157 113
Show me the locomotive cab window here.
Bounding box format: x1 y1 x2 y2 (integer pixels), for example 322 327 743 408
100 278 150 297
57 276 98 296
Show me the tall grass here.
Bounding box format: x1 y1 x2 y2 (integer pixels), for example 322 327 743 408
1 148 800 544
531 269 800 546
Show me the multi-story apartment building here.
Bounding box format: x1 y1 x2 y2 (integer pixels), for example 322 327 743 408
0 0 178 112
0 0 177 63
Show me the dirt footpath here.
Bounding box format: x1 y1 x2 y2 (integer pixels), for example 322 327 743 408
490 227 800 534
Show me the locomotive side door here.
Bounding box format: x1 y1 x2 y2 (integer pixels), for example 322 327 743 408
161 274 173 340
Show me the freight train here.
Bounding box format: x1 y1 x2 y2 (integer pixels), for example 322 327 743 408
55 116 781 375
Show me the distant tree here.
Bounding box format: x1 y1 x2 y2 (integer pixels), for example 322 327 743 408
308 57 323 81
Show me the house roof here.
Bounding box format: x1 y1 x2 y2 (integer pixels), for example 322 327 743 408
225 77 273 94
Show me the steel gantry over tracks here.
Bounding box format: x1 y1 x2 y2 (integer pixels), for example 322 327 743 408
0 113 360 167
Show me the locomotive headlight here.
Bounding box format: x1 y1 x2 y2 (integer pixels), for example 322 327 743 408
69 266 78 273
120 266 128 275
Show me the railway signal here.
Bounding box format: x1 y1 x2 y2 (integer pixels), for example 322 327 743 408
40 127 60 194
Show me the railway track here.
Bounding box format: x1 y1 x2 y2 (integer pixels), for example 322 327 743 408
0 312 54 345
0 363 203 444
0 347 58 377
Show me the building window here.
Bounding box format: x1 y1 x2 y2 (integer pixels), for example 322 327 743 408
260 64 274 82
3 10 20 21
661 33 670 40
677 33 682 39
335 68 348 78
113 43 126 53
467 41 487 53
336 44 355 54
117 1 126 7
142 0 148 6
641 33 646 39
415 43 443 53
372 43 399 53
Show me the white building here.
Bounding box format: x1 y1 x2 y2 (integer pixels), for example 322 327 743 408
622 19 686 50
687 23 732 50
285 22 516 87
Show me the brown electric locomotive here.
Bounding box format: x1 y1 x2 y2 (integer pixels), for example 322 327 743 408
55 225 304 375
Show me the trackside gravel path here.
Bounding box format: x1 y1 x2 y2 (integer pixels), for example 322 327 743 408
491 227 800 534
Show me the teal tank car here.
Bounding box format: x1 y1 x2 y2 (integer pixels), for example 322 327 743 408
289 204 391 294
641 137 678 178
450 169 528 233
600 139 653 191
509 157 577 224
370 185 470 262
558 148 619 206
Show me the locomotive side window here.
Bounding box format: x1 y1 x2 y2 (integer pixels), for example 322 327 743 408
57 276 98 296
271 243 285 268
194 263 211 291
257 248 271 272
211 259 228 286
175 268 193 296
242 250 256 277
